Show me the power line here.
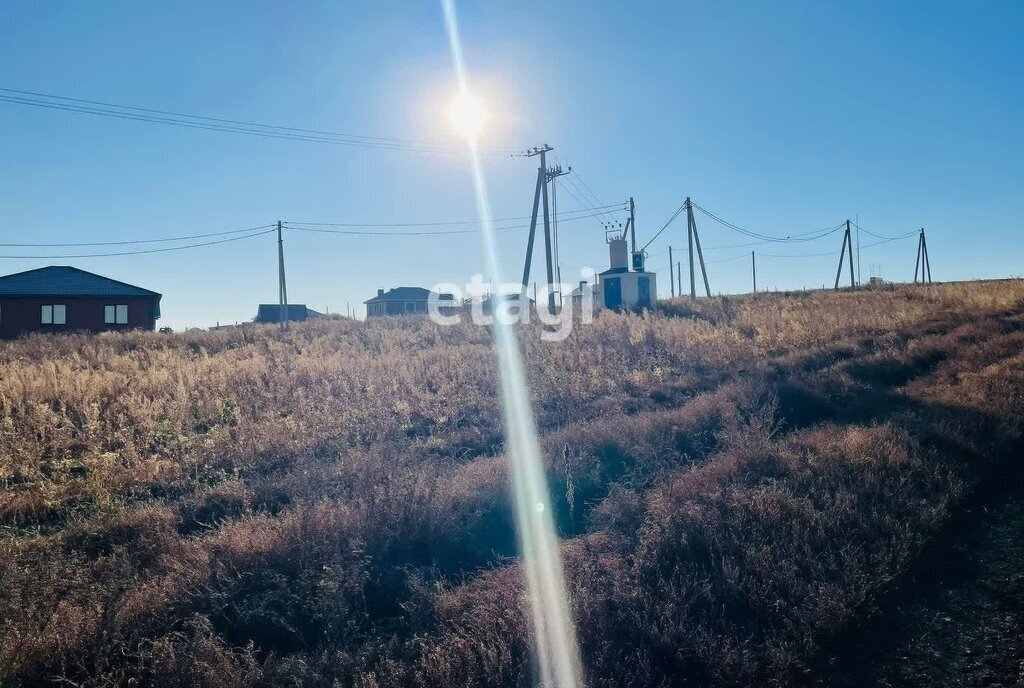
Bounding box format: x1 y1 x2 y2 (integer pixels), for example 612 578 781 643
0 86 517 150
0 227 275 259
561 165 620 225
0 205 626 250
283 203 626 228
0 87 516 156
758 234 916 259
848 220 918 241
640 199 687 251
0 224 276 247
284 207 617 236
705 252 751 265
0 94 457 154
558 181 603 218
692 203 846 242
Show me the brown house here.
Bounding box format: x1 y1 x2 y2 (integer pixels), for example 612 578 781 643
0 266 161 340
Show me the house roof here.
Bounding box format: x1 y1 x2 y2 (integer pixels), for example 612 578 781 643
255 304 321 322
365 287 453 304
481 292 535 304
0 266 161 298
599 267 630 276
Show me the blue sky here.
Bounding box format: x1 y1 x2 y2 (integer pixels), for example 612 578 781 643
1 1 1021 329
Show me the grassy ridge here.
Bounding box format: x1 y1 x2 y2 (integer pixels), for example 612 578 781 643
1 281 1023 686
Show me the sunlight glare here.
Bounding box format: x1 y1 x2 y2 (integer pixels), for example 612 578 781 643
448 91 488 140
441 1 583 686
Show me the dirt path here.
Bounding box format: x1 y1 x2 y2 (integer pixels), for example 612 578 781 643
822 464 1024 687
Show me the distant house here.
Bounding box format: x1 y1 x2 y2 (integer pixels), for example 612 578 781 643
569 280 593 307
254 304 322 324
364 287 454 318
0 266 161 340
480 292 536 318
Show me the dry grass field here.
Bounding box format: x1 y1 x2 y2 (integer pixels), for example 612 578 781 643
2 280 1023 687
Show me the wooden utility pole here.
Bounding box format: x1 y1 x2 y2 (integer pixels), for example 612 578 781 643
684 198 711 297
277 220 289 331
545 163 570 312
752 251 757 293
687 200 695 297
629 197 637 255
834 220 855 289
520 145 566 315
914 228 933 284
520 164 545 292
922 229 932 283
669 246 675 297
846 220 855 288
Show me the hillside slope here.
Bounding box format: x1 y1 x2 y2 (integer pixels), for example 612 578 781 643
2 281 1023 687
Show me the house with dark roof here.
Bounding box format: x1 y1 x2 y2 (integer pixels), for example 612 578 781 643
364 287 455 318
253 304 322 324
0 266 161 339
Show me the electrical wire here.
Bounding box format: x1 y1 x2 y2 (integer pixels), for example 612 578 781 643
284 203 627 228
0 224 276 248
1 205 626 251
0 227 276 259
0 94 461 154
693 203 846 243
284 207 616 236
705 252 752 265
556 176 606 219
757 234 916 259
849 220 918 241
0 87 519 151
0 87 517 156
563 168 620 225
640 200 687 251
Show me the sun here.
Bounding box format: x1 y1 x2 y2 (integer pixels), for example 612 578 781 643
448 92 488 140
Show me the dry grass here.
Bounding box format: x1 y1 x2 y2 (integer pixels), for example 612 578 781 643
1 280 1024 687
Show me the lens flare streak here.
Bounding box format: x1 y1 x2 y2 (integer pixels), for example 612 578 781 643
440 2 583 686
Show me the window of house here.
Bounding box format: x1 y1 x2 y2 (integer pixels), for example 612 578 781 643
405 302 415 313
41 304 66 325
105 304 129 325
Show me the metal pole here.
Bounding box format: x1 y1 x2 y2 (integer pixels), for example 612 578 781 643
922 229 932 283
540 149 556 315
686 198 696 298
552 174 560 306
846 220 855 288
669 246 675 297
629 197 636 255
277 220 289 331
677 262 682 297
917 232 925 282
855 213 861 286
691 211 712 297
752 251 757 293
521 166 544 291
834 227 849 290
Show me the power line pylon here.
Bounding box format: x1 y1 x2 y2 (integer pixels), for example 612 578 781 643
834 220 856 289
684 198 711 297
913 227 932 284
545 163 570 313
519 145 567 314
